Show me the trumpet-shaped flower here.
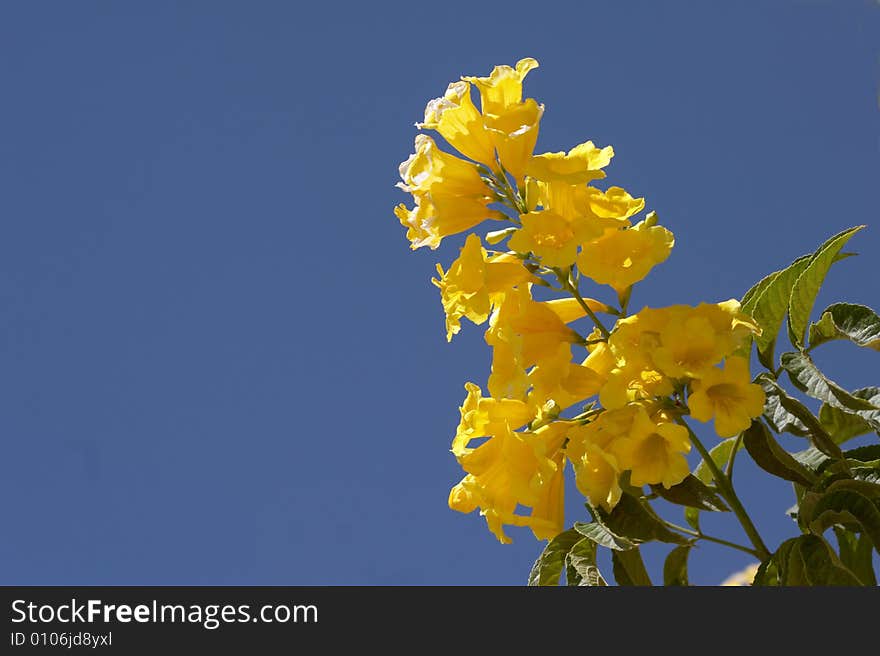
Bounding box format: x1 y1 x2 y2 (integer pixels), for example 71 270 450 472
484 98 544 183
433 234 533 340
452 382 536 456
688 357 766 438
577 218 674 293
508 209 595 268
418 81 496 167
526 140 614 185
609 406 691 488
463 58 540 118
448 421 569 543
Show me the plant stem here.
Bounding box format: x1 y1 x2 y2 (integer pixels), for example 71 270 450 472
558 272 611 339
662 521 761 558
677 418 771 561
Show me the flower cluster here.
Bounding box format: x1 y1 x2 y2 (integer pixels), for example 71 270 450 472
395 59 765 543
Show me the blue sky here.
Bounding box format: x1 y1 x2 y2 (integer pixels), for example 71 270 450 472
1 1 877 585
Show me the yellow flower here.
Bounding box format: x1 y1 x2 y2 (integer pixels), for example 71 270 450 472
599 361 673 410
577 218 674 293
720 563 760 586
448 421 569 543
418 81 496 167
484 98 543 183
688 357 766 438
609 405 691 488
451 382 535 457
650 302 760 379
584 186 646 221
463 57 539 118
395 135 505 250
526 140 615 185
488 341 530 401
569 439 623 512
508 209 595 268
528 342 603 409
433 234 533 340
486 286 581 368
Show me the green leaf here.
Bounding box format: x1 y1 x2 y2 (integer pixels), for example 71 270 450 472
809 303 880 351
651 475 729 512
597 493 690 545
791 446 832 472
573 521 636 551
834 527 878 586
806 489 880 554
663 545 692 586
757 372 809 436
694 436 742 484
684 507 700 532
756 374 842 459
751 255 812 369
742 420 818 486
527 528 583 586
788 225 864 349
795 535 864 586
612 548 652 586
819 403 875 444
741 270 781 316
754 535 862 586
565 538 607 586
781 351 880 412
753 537 800 586
845 444 880 462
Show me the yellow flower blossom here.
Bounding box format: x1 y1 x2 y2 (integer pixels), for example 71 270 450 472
577 218 674 293
526 140 615 185
650 302 760 379
451 382 535 457
720 563 760 586
394 135 504 249
484 98 544 183
418 81 496 167
609 406 691 488
463 57 540 117
528 343 603 409
433 233 533 340
688 357 766 438
448 421 569 543
508 209 595 268
568 438 622 512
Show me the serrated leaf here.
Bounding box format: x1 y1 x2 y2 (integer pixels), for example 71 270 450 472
694 436 742 484
819 403 875 444
527 528 583 586
790 446 832 472
827 388 880 433
781 351 880 412
834 527 878 586
612 547 652 586
757 372 809 436
742 420 818 486
651 475 729 512
807 489 880 554
573 521 636 551
565 538 607 586
756 374 842 459
751 255 812 369
597 493 690 545
741 270 781 316
809 303 880 351
844 444 880 462
796 535 864 585
663 545 692 586
753 537 800 586
788 225 864 349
